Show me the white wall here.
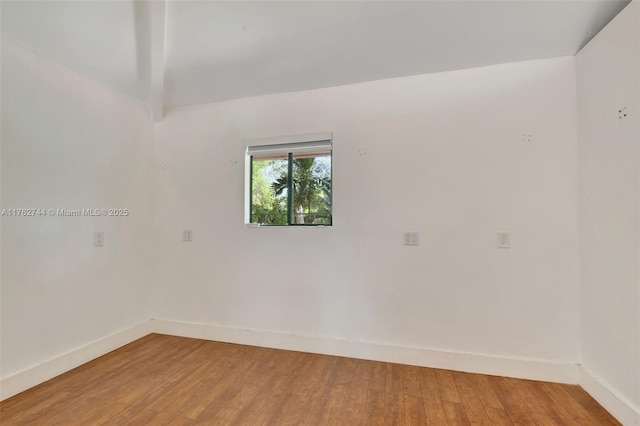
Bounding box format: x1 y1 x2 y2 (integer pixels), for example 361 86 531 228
1 7 637 421
0 40 154 382
577 2 640 423
154 57 581 368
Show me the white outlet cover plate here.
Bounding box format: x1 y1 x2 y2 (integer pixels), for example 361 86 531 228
497 232 510 248
403 232 419 246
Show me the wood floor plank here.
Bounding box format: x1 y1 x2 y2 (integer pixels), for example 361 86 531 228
472 374 505 410
251 353 320 426
384 363 406 425
219 349 283 425
529 412 566 426
362 388 387 426
526 380 576 425
402 365 423 397
436 369 462 403
0 334 621 426
442 401 472 425
198 358 276 424
404 394 427 425
105 404 165 425
65 398 130 425
452 371 493 424
230 350 313 426
419 368 449 425
148 359 237 419
562 384 622 426
318 357 358 425
540 381 618 426
297 356 340 426
490 376 537 425
483 407 513 426
342 357 373 425
402 365 426 425
368 360 387 392
0 391 74 425
503 377 557 419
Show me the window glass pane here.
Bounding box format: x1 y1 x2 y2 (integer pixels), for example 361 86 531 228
251 158 288 225
291 153 332 225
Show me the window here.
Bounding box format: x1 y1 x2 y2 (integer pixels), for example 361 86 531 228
246 133 332 226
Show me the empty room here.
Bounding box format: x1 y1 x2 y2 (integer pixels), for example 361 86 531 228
1 0 638 424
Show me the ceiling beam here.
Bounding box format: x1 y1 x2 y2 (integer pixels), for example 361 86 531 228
149 0 166 122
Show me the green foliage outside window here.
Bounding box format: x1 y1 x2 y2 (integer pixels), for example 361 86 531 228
251 154 331 226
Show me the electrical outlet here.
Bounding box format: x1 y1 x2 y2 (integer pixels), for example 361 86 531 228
403 232 419 246
497 232 510 248
183 230 193 242
94 232 104 247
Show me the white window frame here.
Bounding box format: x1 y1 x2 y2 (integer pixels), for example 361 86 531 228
245 132 333 226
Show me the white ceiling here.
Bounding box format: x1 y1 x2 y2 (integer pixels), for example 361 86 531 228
1 1 150 102
1 0 630 119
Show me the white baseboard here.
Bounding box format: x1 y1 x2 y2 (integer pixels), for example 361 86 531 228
580 366 640 426
150 319 579 384
4 317 635 426
0 320 153 401
0 318 585 404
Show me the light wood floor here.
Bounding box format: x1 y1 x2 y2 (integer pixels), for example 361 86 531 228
0 334 619 425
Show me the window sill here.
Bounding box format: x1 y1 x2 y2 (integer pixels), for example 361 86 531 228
246 223 331 228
